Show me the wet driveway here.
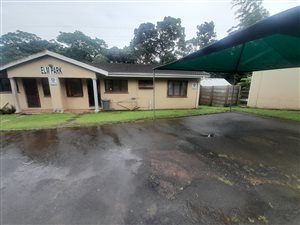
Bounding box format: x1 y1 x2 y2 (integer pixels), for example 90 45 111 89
1 112 300 224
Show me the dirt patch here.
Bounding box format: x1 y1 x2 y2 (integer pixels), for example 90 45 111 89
148 150 211 199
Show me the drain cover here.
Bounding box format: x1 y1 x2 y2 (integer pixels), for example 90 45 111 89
200 133 215 138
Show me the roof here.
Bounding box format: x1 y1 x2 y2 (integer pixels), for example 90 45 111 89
90 63 209 78
0 50 209 78
156 6 300 73
200 78 231 86
0 50 108 75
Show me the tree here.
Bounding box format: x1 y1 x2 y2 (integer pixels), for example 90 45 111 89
156 16 186 64
130 17 185 64
184 38 198 55
105 46 136 64
130 23 158 64
184 21 217 55
56 31 107 62
0 30 61 64
228 0 269 33
196 21 217 49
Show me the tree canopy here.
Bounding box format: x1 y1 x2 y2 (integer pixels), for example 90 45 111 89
0 30 61 64
0 1 272 65
57 31 107 62
228 0 269 33
130 17 185 64
185 21 217 54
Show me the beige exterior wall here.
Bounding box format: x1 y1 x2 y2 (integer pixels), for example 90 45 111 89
248 68 300 109
15 78 52 110
0 92 15 108
60 78 90 110
7 56 96 79
3 55 201 112
100 79 200 110
5 56 96 111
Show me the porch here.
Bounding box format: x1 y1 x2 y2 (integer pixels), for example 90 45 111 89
9 77 102 113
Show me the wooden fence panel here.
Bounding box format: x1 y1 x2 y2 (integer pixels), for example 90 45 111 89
199 85 241 107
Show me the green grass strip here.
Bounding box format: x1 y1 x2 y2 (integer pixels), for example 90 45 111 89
234 107 300 122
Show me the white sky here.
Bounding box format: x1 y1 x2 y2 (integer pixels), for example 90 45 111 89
1 0 299 48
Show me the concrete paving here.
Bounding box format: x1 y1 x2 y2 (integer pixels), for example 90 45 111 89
1 112 300 224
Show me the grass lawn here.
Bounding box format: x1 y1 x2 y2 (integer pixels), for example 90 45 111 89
0 106 229 131
234 107 300 122
1 113 76 131
73 106 230 126
1 106 298 131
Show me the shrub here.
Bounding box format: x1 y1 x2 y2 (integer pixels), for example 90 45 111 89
0 104 16 114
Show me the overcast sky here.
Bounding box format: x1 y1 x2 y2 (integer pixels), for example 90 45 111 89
1 0 299 48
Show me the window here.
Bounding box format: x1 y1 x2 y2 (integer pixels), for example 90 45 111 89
41 78 51 97
0 78 12 92
167 80 188 97
105 79 128 92
138 80 153 89
65 79 83 97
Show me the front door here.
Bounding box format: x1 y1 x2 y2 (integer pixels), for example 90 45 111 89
87 79 101 107
23 78 41 108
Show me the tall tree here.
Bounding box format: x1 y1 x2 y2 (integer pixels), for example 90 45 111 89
57 31 107 62
156 16 186 64
0 30 61 64
196 21 217 49
228 0 269 33
130 17 185 64
130 23 158 64
184 38 198 55
105 46 136 64
184 21 217 55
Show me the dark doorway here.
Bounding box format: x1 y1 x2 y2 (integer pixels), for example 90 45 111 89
23 78 41 108
87 79 101 107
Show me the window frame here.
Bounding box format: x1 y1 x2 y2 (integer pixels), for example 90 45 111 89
138 80 153 89
105 79 128 93
167 80 188 97
0 78 12 93
41 78 51 97
65 78 83 97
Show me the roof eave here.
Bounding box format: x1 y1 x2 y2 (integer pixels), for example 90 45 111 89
0 50 109 76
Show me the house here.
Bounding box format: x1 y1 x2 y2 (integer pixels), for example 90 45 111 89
0 50 209 113
247 67 300 110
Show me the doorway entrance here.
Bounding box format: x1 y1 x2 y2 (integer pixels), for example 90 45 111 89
23 78 41 108
87 79 101 107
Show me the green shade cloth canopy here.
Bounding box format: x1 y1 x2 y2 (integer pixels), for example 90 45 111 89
155 6 300 73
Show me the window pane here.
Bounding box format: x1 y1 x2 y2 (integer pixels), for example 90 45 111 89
181 81 187 96
41 78 51 97
168 81 173 96
66 79 83 97
173 81 180 96
105 79 128 92
0 78 12 92
167 80 187 97
138 80 153 89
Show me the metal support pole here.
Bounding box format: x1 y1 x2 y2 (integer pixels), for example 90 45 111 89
230 85 235 112
152 70 156 120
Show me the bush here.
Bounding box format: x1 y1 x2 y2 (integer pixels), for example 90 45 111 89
0 104 16 114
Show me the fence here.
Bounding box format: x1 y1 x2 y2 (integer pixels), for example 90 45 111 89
199 85 241 107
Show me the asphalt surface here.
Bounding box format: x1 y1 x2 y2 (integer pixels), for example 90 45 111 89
1 112 300 225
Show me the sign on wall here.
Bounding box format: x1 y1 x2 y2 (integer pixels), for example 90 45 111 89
49 77 57 86
41 65 62 75
192 82 198 90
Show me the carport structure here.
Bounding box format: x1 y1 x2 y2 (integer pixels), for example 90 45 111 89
152 6 300 114
155 6 300 73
